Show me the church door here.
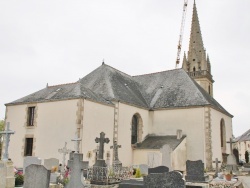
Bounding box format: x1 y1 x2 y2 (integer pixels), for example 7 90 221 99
233 149 239 164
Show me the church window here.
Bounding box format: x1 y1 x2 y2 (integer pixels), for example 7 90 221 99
131 115 138 144
220 119 226 148
27 107 35 126
193 59 195 61
193 67 196 72
208 85 211 94
24 138 33 156
131 113 143 145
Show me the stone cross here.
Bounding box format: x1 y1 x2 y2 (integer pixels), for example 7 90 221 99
110 140 121 162
0 122 15 161
227 138 235 154
95 132 110 160
71 135 82 153
67 153 85 188
58 142 71 173
213 158 221 177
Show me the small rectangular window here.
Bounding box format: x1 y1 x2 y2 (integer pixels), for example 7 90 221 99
27 107 35 126
24 138 33 156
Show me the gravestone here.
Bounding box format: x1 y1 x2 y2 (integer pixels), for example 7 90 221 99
44 158 59 170
0 161 15 188
94 132 110 167
0 122 15 161
144 171 185 188
110 140 122 169
58 142 71 173
185 160 209 182
0 122 15 188
139 164 149 175
147 152 161 168
148 166 169 174
23 156 42 174
160 144 172 171
71 135 82 153
213 158 221 178
226 138 238 172
66 152 87 188
23 164 50 188
119 179 144 188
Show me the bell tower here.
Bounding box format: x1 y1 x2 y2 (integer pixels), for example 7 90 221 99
182 1 214 96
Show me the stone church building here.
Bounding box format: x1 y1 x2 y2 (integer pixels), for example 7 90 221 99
4 2 233 171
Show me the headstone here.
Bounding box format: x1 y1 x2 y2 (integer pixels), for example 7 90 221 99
110 140 122 168
139 164 149 175
0 161 15 188
71 135 82 153
213 158 221 178
147 152 161 168
144 171 185 188
94 132 110 167
148 166 169 174
66 153 86 188
23 164 50 188
160 144 172 170
44 158 59 171
226 138 238 172
50 172 60 184
23 156 42 174
119 179 144 188
0 122 15 161
58 142 71 173
185 160 209 182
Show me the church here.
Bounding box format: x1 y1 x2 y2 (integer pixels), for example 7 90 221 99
4 2 233 171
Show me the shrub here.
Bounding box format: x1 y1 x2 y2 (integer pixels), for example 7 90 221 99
135 168 142 178
15 173 24 186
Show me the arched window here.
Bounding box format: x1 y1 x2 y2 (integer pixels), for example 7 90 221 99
131 115 138 144
193 67 196 72
131 113 143 145
208 85 211 95
220 119 226 148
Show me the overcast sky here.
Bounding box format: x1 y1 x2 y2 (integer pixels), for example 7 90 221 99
1 0 249 137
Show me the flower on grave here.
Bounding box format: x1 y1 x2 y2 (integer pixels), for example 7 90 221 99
15 170 24 186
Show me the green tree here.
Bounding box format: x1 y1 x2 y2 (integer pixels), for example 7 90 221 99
245 151 249 163
0 119 4 159
0 120 4 131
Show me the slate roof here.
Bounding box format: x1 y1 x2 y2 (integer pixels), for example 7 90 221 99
235 129 250 142
6 63 233 117
7 82 112 106
135 135 186 150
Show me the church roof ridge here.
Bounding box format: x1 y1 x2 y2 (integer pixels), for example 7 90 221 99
47 82 77 88
133 68 181 77
101 63 132 78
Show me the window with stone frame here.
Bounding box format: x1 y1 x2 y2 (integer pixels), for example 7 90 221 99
27 107 35 126
24 137 33 156
131 115 138 144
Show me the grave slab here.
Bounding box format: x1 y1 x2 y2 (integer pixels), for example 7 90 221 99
185 160 209 182
148 166 169 174
23 164 51 188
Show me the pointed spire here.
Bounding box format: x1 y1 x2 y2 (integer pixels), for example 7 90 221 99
182 52 188 69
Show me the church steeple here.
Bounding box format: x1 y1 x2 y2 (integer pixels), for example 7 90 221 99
182 1 214 96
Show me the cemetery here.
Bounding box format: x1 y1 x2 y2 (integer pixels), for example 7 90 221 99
1 124 250 188
1 1 250 188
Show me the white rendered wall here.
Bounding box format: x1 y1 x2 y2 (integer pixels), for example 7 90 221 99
34 100 78 164
5 105 27 167
151 108 205 162
210 108 233 166
117 103 150 166
172 137 187 171
81 100 114 166
133 149 161 166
